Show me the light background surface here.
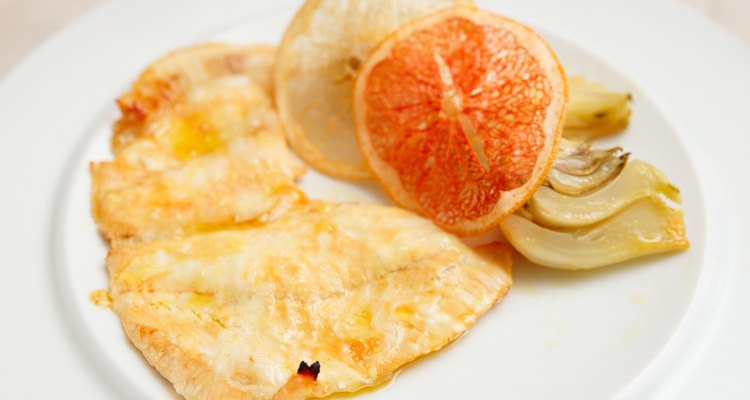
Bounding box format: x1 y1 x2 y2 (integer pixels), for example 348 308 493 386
0 0 749 78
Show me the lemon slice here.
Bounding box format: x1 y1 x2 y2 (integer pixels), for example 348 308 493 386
275 0 475 179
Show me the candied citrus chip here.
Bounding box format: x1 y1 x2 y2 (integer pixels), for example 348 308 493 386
354 7 568 235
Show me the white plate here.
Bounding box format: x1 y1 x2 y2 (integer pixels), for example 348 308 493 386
1 0 749 398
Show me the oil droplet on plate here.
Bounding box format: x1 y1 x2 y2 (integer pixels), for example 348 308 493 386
89 289 112 309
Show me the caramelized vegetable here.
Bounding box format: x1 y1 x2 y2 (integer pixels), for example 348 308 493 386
501 197 689 270
529 160 681 228
546 139 627 195
564 76 632 139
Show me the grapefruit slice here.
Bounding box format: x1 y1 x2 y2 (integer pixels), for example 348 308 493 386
275 0 475 179
354 7 568 235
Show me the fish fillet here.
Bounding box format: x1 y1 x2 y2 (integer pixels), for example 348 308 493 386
114 43 277 152
108 202 512 399
91 44 304 242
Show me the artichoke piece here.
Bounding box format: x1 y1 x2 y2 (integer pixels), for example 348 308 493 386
500 197 689 270
530 160 681 228
564 76 632 139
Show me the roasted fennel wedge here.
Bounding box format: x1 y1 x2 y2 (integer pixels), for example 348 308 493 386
553 139 622 176
546 154 627 196
500 197 689 270
546 139 627 195
528 160 681 228
564 76 632 139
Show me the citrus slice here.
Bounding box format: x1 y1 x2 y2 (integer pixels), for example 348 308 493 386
353 7 568 235
275 0 475 179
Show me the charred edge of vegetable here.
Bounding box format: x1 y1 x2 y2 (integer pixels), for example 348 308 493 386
297 361 321 380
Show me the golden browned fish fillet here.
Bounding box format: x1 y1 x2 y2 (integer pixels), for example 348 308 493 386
91 44 305 242
114 43 277 152
108 202 512 399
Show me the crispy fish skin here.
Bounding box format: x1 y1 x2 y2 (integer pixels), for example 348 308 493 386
108 202 512 399
91 44 305 242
